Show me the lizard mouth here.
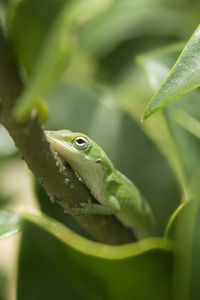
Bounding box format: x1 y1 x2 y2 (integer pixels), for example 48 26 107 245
64 161 72 170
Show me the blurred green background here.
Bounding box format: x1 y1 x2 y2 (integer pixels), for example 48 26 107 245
0 0 200 299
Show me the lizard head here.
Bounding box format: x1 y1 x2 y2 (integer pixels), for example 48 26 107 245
45 130 113 176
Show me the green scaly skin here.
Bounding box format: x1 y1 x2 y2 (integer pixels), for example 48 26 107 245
45 130 155 239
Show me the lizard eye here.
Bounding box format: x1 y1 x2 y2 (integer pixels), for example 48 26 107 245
73 136 89 150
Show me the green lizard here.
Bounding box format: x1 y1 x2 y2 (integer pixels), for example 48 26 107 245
45 130 155 239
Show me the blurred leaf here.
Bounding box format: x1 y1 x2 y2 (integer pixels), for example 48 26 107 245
0 195 13 209
173 110 200 139
7 0 112 120
80 0 196 57
7 0 112 74
165 198 200 300
0 3 5 27
165 200 193 240
137 43 200 180
114 65 188 199
95 35 179 84
166 95 200 178
143 24 200 120
7 0 67 73
0 270 7 300
188 200 200 300
17 213 175 300
137 42 183 91
45 82 180 235
165 200 193 300
0 210 21 240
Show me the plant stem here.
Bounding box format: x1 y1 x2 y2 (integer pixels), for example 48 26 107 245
0 28 136 245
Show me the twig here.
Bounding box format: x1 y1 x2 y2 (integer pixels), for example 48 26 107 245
0 28 135 244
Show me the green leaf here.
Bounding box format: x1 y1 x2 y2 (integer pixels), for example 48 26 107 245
7 0 67 73
143 24 200 120
80 0 194 57
164 200 193 300
114 65 189 199
17 213 175 300
0 210 21 240
0 270 7 300
0 2 5 27
7 0 112 120
165 200 193 240
165 198 200 300
188 201 200 300
173 110 200 139
137 43 200 179
137 43 183 91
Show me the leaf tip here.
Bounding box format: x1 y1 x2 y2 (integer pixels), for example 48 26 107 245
13 102 30 122
141 107 152 122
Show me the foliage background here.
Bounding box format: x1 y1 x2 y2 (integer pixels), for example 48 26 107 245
0 0 200 299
